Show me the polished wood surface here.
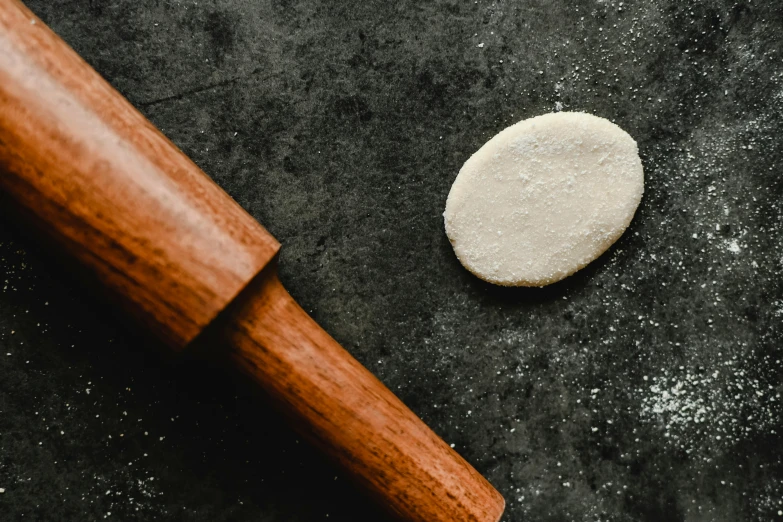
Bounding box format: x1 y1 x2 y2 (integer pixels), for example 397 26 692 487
221 266 505 522
0 0 505 520
0 0 279 350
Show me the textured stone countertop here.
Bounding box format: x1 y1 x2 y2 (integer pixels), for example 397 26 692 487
1 1 782 520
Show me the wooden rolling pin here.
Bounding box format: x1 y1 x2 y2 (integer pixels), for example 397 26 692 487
0 1 505 520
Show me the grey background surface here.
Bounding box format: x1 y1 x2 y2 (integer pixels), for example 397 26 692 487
1 0 782 520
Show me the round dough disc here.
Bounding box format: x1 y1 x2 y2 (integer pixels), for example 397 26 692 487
444 112 644 287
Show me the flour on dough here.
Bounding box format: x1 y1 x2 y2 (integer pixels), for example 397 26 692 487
444 112 644 287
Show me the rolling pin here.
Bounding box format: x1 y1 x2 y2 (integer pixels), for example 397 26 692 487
0 1 505 520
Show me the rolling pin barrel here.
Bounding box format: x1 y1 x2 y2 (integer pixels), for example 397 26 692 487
0 1 505 520
0 0 280 350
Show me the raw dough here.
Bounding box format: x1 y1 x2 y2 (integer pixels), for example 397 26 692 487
444 112 644 287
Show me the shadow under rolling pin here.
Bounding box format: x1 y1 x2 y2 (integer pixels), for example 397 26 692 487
0 1 505 520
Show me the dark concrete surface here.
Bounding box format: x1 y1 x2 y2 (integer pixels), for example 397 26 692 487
2 0 783 520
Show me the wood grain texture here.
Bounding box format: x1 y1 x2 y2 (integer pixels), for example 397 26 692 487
0 1 506 519
221 265 505 522
0 0 279 350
